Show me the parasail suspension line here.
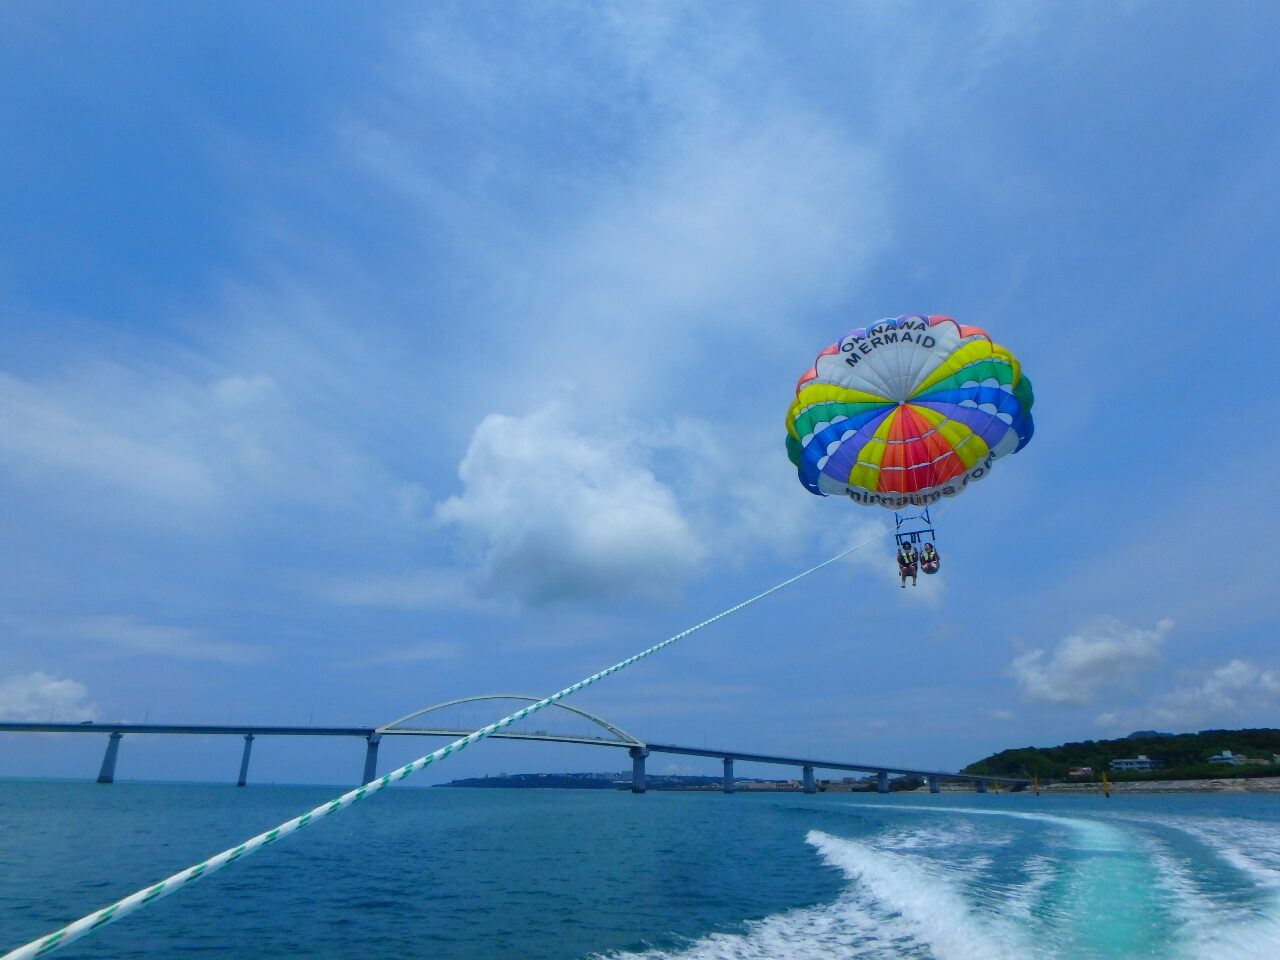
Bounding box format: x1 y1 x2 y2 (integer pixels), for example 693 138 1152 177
2 529 889 960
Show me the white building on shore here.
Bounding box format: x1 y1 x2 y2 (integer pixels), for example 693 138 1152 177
1206 750 1247 766
1110 755 1159 771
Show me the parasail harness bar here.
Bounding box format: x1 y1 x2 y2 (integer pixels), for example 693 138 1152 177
893 507 936 546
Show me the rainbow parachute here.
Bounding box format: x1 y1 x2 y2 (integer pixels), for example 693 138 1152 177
785 314 1034 508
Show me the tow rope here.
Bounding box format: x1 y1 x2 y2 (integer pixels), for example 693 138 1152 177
4 530 888 959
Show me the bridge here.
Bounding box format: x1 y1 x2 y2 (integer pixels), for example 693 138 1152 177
0 695 1027 794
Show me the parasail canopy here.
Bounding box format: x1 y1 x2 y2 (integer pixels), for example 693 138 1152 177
785 314 1034 509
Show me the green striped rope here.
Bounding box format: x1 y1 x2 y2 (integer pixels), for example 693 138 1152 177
2 530 887 960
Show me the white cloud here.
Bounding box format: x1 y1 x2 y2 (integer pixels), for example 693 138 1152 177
1008 617 1172 705
0 672 99 722
1098 657 1280 732
434 405 705 606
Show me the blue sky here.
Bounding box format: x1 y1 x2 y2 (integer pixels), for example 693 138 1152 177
3 2 1279 786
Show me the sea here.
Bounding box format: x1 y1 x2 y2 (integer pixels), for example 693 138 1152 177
1 781 1278 959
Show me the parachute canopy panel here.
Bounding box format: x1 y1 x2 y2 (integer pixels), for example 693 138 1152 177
785 314 1034 509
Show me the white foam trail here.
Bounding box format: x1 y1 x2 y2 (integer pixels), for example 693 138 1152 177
1003 855 1057 923
850 801 1183 955
594 896 911 960
604 805 1280 960
1180 905 1280 959
1158 815 1280 887
850 802 1129 850
808 830 1030 960
600 831 1029 960
1141 837 1250 959
1097 812 1280 959
874 819 1009 852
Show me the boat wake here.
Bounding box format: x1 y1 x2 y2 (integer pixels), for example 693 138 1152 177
601 806 1280 959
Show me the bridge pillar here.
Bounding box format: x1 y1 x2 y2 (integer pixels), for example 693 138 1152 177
629 747 649 794
362 734 381 784
237 734 255 787
802 765 816 794
975 780 988 794
928 775 940 794
722 758 734 794
97 732 122 784
876 771 889 794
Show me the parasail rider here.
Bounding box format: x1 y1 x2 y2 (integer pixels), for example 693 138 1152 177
897 542 918 587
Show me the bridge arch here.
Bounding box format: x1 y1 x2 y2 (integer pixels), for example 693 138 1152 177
377 695 644 748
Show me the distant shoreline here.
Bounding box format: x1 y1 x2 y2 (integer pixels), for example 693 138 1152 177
1031 776 1280 794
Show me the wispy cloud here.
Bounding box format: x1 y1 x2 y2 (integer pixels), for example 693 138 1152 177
354 640 464 665
323 567 485 612
26 615 265 664
0 360 385 525
0 371 216 504
338 4 893 419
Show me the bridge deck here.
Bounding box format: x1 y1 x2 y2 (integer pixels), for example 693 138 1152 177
0 721 1025 786
0 722 375 737
645 743 1022 784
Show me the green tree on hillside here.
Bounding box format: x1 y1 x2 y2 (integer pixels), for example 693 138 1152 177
963 729 1280 780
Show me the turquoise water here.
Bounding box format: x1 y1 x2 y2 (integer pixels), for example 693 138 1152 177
2 782 1279 958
